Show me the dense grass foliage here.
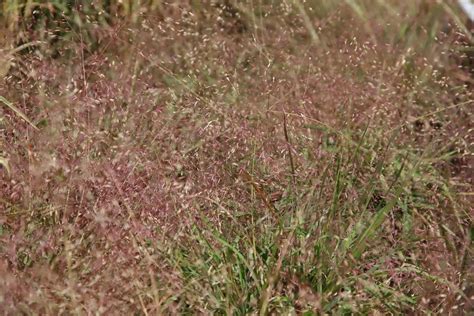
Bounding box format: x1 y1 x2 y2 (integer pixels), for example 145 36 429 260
1 1 473 314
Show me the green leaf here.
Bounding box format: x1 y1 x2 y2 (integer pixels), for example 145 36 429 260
352 198 396 259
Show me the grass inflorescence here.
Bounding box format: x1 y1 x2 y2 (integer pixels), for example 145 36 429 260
0 0 473 314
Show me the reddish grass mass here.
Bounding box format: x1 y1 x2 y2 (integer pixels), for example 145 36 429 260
1 1 473 314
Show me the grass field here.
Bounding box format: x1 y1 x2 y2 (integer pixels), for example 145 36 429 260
0 0 473 314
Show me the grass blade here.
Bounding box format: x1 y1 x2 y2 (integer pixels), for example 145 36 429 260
0 96 38 130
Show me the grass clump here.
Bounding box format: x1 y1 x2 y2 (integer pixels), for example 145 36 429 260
0 0 473 314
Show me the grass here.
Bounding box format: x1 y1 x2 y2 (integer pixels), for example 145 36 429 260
0 0 473 314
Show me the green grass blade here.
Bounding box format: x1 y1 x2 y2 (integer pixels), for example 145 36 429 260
351 198 397 259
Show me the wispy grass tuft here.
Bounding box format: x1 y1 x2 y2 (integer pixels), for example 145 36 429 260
0 0 472 314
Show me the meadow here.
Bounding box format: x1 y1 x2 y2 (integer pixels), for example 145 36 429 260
0 0 473 314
